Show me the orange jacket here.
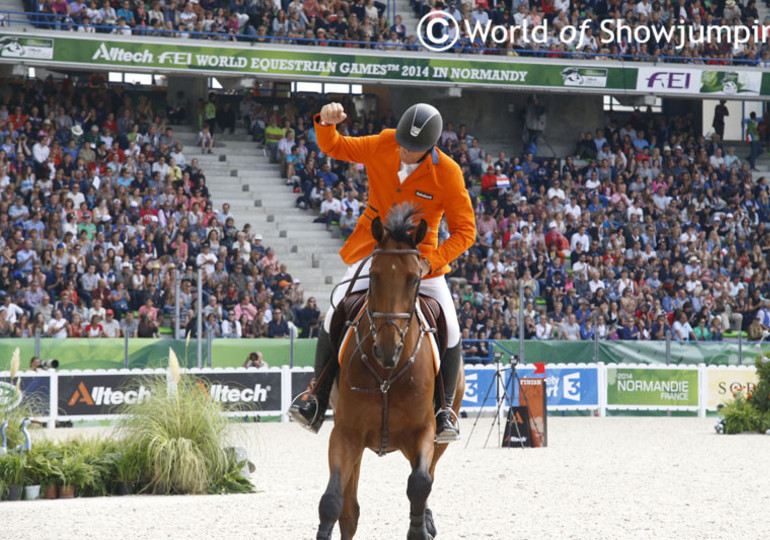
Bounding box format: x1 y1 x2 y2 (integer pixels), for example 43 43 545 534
315 115 476 278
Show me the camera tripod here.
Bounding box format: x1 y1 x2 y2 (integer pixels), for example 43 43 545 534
465 353 534 448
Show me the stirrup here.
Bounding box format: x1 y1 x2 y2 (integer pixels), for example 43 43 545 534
288 391 323 433
435 408 460 443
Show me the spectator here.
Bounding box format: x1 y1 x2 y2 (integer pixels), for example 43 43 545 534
267 307 290 338
85 314 104 337
121 310 139 338
46 309 69 338
243 350 268 368
198 124 214 154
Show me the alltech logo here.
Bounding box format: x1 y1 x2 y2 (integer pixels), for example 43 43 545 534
196 379 270 404
67 381 152 407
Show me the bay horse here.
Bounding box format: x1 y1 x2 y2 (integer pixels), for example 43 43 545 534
317 205 465 540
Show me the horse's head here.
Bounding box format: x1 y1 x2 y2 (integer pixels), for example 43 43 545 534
368 204 427 369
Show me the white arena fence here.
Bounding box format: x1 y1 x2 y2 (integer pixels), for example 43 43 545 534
0 364 758 427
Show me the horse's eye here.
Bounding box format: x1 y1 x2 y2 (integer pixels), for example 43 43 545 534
410 276 420 288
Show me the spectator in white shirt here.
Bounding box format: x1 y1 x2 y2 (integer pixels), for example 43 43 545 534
32 136 50 165
672 311 696 342
46 310 69 338
196 242 218 276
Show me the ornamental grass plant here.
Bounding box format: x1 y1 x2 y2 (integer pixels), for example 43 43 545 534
116 376 235 495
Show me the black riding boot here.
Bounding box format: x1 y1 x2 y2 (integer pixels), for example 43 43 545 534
288 328 336 433
435 343 462 443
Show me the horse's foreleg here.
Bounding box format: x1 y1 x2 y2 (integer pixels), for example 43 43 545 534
406 429 435 540
424 369 464 538
339 453 363 540
317 427 359 540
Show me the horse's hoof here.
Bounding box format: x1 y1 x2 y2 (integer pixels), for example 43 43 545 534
407 528 433 540
425 508 436 537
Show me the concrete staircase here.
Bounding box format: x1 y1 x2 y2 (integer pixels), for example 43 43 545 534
172 125 346 312
726 141 770 182
756 2 770 23
391 0 421 39
0 0 33 30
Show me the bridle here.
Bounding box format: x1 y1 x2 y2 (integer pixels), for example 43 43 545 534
338 246 434 456
366 247 421 345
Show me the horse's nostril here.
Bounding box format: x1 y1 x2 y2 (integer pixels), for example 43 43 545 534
373 345 383 361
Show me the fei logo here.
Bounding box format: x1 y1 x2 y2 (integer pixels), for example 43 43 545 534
645 71 691 90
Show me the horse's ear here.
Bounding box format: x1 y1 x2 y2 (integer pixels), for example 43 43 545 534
372 216 383 244
413 219 428 246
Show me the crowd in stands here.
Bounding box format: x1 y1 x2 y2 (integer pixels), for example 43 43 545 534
17 0 770 64
0 77 321 341
4 79 770 351
249 93 770 353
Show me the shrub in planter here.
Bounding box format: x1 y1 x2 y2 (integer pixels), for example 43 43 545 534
23 452 48 500
720 356 770 434
0 454 25 501
0 454 25 486
26 439 62 498
114 444 145 495
66 436 120 497
54 455 90 498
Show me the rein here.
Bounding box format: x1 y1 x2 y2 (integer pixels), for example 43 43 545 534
343 247 434 457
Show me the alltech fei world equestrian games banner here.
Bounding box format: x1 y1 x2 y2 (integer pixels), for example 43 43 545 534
0 31 769 97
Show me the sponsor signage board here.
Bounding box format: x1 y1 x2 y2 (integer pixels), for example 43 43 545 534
519 378 547 447
503 365 599 409
0 31 634 91
502 406 532 448
607 367 698 407
194 371 282 413
542 367 599 408
461 367 499 408
636 66 762 96
706 367 759 409
58 371 282 416
0 375 51 417
58 373 161 416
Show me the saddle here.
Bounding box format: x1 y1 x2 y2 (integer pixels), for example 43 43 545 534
329 291 448 359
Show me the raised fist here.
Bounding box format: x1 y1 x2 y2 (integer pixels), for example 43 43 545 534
320 102 347 125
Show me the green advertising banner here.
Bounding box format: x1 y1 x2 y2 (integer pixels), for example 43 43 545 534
607 367 698 407
0 31 639 91
597 341 749 366
0 337 317 371
0 338 763 371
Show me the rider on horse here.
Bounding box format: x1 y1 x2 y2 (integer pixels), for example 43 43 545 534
289 102 476 443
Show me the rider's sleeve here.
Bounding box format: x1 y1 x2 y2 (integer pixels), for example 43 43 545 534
314 114 381 164
424 158 476 276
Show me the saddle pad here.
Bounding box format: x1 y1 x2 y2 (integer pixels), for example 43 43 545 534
337 299 440 375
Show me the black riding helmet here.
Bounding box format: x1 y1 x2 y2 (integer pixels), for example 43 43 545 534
395 103 442 153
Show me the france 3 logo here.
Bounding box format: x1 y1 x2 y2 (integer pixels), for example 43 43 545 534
461 366 598 408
